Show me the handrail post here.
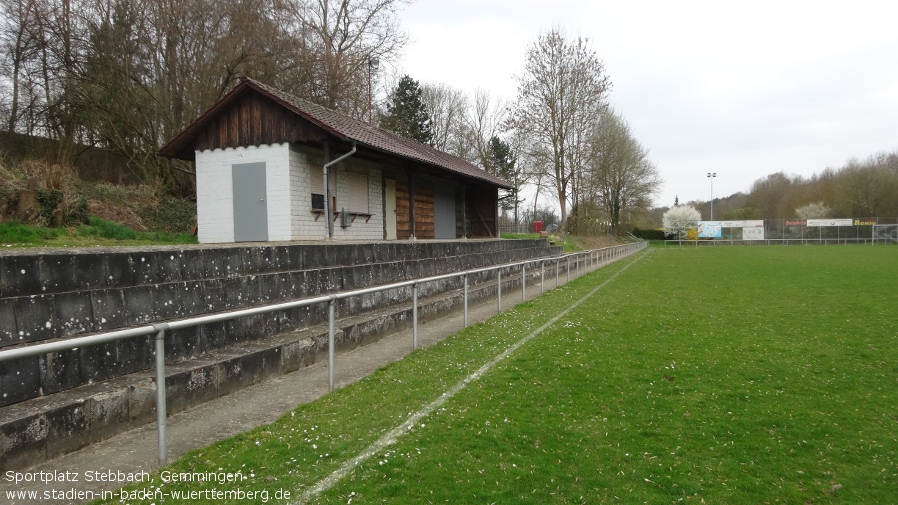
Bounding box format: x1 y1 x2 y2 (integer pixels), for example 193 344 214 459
328 299 336 391
412 282 419 349
463 274 469 327
522 263 526 303
497 269 502 315
567 257 571 283
540 260 545 294
153 325 168 466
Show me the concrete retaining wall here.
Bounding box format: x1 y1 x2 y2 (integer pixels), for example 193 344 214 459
0 240 561 408
1 257 568 471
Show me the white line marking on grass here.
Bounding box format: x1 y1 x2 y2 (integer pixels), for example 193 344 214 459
293 249 651 504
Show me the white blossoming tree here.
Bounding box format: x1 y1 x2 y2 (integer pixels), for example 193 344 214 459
662 205 701 239
795 201 832 219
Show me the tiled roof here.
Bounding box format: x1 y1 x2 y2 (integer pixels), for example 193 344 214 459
165 77 512 189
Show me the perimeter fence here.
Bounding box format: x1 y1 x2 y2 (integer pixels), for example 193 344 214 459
666 218 898 246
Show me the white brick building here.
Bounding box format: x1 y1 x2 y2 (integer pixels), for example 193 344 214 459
160 78 510 243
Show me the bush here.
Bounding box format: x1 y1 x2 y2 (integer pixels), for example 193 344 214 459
63 193 91 225
148 193 197 233
35 189 63 225
18 160 77 190
0 159 91 227
632 227 669 240
78 217 139 240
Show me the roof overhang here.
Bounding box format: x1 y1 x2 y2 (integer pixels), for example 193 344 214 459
159 77 513 190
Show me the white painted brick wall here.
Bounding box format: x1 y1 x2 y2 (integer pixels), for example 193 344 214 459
290 146 328 240
332 161 383 240
195 143 290 243
197 143 387 243
264 143 292 241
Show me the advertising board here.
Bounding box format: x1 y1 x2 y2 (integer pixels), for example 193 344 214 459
742 227 765 240
698 221 722 238
806 219 853 227
719 220 764 228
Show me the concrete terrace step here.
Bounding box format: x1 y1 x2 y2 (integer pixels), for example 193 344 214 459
1 240 562 410
0 240 552 298
0 257 556 471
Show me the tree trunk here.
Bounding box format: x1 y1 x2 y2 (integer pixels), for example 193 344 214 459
17 190 40 222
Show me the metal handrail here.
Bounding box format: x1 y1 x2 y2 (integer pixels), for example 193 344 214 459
0 241 646 465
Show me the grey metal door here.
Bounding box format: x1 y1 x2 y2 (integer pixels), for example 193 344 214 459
434 186 455 239
384 178 397 240
232 162 268 242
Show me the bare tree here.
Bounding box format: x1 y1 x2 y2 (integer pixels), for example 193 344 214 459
0 0 37 131
460 88 505 166
508 129 549 219
584 109 661 234
68 0 284 188
283 0 410 118
747 172 797 219
0 0 410 191
507 28 611 233
421 82 467 154
0 0 85 155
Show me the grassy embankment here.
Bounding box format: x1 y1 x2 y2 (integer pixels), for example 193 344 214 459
1 159 197 248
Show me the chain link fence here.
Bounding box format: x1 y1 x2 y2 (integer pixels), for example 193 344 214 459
501 215 898 243
498 216 614 236
498 216 532 235
667 217 898 245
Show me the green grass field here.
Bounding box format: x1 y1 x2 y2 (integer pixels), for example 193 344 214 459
95 246 898 504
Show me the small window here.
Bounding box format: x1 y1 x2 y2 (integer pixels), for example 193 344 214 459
311 193 324 210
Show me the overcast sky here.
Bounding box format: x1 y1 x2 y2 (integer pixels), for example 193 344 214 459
391 0 898 209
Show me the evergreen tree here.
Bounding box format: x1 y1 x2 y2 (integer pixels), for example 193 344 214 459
380 75 434 145
486 136 516 180
486 136 524 222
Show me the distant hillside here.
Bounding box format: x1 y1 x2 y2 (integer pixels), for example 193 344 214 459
655 150 898 221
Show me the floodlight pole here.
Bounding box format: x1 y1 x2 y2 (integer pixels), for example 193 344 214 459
367 58 379 124
707 172 717 221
